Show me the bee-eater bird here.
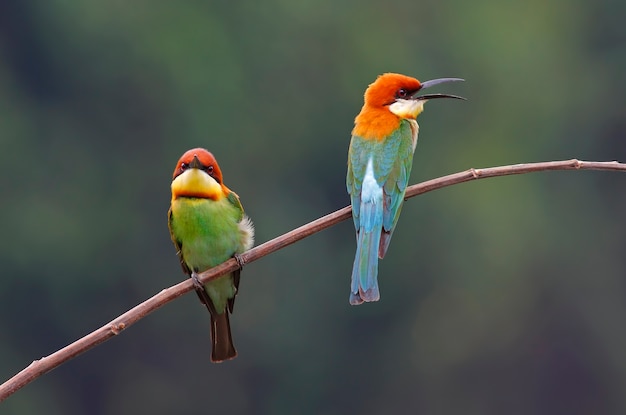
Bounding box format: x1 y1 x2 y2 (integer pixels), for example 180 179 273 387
347 73 464 305
168 148 254 362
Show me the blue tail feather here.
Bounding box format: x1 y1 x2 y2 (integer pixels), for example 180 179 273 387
350 200 382 305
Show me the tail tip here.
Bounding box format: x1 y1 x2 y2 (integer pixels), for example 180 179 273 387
349 288 380 305
211 349 238 363
350 292 364 305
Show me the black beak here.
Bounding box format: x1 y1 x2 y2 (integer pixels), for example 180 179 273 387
413 77 466 101
189 155 203 169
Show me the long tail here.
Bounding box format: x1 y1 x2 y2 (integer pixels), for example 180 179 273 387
210 312 237 363
350 226 382 305
193 286 237 362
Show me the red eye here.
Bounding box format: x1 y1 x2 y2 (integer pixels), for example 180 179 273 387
207 165 214 174
180 162 189 171
397 89 408 98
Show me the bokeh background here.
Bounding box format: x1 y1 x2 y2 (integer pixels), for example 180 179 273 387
1 0 626 414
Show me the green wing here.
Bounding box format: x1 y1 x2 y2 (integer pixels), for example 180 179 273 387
225 190 247 312
226 191 245 222
168 207 191 276
379 120 416 257
347 135 371 230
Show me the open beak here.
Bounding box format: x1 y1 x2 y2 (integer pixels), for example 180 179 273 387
189 155 203 169
413 77 466 101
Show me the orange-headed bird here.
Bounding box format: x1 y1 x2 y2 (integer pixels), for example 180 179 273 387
347 73 464 305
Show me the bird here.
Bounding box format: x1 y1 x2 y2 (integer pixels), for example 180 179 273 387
346 73 464 305
168 148 254 362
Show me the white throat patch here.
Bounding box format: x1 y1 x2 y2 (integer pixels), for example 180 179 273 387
389 99 425 119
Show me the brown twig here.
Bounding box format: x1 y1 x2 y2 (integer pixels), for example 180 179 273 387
1 158 625 402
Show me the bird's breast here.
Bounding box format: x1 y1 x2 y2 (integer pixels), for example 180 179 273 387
170 198 242 269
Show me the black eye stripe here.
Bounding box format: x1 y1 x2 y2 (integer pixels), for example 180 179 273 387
205 165 220 183
395 88 419 99
178 161 219 182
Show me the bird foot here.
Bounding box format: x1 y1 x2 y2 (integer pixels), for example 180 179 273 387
234 253 246 269
190 272 204 290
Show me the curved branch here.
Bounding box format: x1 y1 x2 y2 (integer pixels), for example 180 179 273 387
1 158 625 402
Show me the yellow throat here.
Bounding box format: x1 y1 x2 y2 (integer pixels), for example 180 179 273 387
171 169 224 200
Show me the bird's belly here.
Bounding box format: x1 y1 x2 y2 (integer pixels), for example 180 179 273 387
172 199 240 272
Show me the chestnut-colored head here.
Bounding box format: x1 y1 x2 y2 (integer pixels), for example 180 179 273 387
172 148 223 183
363 73 422 108
171 148 227 200
353 73 465 139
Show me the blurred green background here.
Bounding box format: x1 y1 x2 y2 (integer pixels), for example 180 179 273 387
1 0 625 414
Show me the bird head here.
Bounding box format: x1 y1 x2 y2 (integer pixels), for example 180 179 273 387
353 73 464 140
364 73 465 119
171 148 226 200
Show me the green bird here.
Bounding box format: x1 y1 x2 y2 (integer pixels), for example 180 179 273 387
168 148 254 362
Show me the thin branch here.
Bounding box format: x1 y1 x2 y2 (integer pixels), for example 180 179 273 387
1 158 625 402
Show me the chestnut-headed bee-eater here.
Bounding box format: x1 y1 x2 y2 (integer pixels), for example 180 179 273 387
168 148 254 362
347 73 464 305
